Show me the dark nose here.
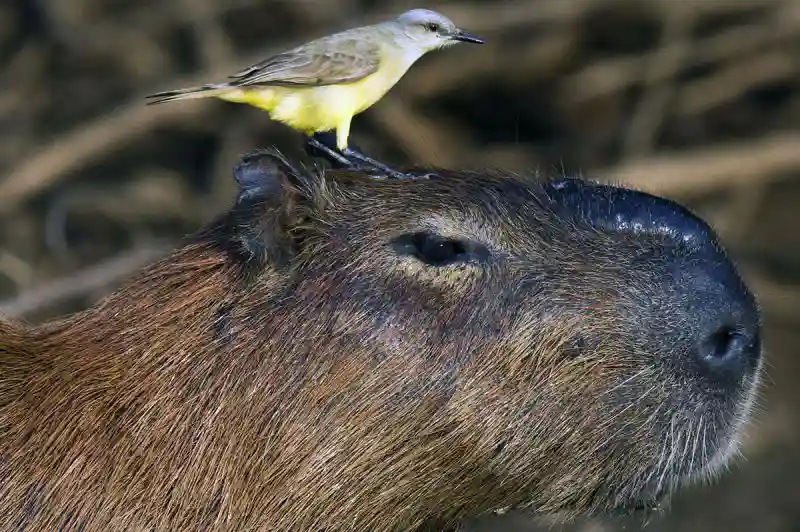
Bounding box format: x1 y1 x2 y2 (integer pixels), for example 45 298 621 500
677 258 761 387
543 177 762 387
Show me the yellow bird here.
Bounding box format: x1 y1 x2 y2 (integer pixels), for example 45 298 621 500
145 8 483 175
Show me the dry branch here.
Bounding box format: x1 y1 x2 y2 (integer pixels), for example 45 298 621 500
562 14 796 105
370 99 470 168
675 50 797 116
621 7 691 157
599 133 800 197
0 101 202 213
0 246 169 318
0 48 287 214
438 0 787 33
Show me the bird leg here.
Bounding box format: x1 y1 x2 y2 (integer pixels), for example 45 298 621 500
304 132 409 179
340 147 408 180
304 134 353 169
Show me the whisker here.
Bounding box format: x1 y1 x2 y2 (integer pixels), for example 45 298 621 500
595 367 656 399
656 413 678 494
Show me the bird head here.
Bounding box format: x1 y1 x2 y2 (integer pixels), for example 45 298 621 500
391 8 484 53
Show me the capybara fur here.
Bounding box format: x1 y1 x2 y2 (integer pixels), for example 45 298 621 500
0 150 762 531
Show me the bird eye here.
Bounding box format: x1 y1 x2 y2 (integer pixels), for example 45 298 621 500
424 22 441 32
391 231 489 266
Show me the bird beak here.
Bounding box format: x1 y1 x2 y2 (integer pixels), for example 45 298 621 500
451 30 484 44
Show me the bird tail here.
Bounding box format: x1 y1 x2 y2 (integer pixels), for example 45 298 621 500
145 83 231 105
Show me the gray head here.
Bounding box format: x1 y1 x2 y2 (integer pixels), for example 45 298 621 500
389 8 484 53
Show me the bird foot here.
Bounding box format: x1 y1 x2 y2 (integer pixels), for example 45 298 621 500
341 147 408 180
304 136 353 169
304 133 410 180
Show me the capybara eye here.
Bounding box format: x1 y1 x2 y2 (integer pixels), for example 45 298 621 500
391 231 487 266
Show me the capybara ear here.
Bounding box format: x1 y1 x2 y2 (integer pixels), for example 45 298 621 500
233 148 310 204
228 149 313 269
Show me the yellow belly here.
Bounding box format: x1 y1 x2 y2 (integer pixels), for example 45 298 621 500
215 68 401 135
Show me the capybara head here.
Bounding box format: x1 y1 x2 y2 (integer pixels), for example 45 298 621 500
0 151 762 531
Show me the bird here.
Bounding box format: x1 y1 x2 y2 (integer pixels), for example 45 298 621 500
145 8 483 177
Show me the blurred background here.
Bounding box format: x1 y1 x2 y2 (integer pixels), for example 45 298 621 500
0 0 798 529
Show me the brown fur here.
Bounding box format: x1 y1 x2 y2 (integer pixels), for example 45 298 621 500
0 151 761 531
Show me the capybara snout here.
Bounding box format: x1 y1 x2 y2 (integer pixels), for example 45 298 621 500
0 151 761 531
534 176 761 506
546 176 761 394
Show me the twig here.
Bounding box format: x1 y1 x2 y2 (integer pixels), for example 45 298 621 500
0 100 204 213
675 50 797 116
0 249 34 288
0 47 294 214
621 6 690 157
598 133 800 197
0 246 169 318
436 0 786 33
403 33 573 99
369 99 469 168
177 0 236 69
562 15 794 105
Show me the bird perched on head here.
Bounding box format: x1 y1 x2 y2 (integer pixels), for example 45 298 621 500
145 8 483 177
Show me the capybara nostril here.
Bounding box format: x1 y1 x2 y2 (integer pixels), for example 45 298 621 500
697 324 757 375
702 325 740 363
685 275 761 389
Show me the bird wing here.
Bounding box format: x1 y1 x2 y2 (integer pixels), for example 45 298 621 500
229 35 382 87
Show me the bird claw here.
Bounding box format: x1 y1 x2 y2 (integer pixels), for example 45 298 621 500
341 147 409 180
304 133 412 180
304 136 353 169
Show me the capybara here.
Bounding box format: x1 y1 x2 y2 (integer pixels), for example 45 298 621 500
0 150 762 531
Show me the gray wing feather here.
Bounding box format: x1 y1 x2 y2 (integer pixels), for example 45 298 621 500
229 34 382 87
